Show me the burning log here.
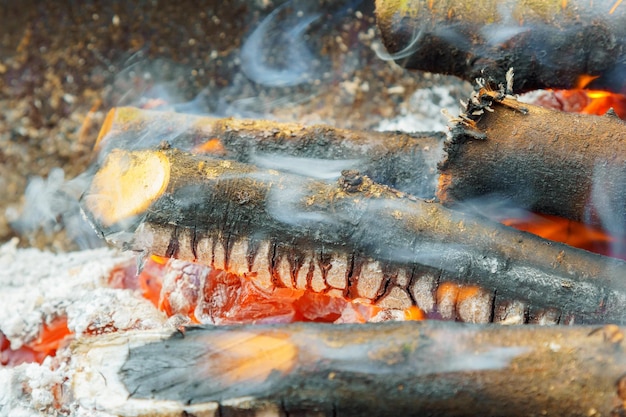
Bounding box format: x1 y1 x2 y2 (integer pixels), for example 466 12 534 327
80 148 626 324
438 88 626 238
375 0 626 93
71 321 626 417
95 107 445 198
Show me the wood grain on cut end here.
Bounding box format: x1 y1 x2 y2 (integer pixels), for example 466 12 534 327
84 149 170 228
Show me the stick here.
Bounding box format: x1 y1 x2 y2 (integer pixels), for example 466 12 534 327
70 321 626 417
95 107 445 199
437 89 626 237
80 148 626 323
375 0 626 93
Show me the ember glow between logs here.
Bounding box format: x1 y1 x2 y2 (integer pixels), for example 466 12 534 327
526 75 626 119
503 74 626 260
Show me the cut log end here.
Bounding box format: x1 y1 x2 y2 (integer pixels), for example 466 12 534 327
83 149 171 228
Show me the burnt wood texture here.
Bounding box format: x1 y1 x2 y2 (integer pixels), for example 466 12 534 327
81 147 626 324
438 89 626 238
375 0 626 93
71 322 626 417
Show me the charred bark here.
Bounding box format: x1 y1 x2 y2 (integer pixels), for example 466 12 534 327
438 89 626 238
95 106 445 198
81 148 626 323
375 0 626 93
71 321 626 417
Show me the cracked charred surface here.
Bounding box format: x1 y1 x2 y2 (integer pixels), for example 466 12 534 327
70 321 626 417
81 148 626 324
438 89 626 237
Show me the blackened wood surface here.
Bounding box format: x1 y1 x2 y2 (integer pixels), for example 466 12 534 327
82 149 626 323
72 322 626 417
375 0 626 93
96 107 444 198
438 90 626 238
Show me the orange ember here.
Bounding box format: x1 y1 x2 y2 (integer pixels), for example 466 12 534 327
192 138 227 155
1 317 71 366
134 257 425 325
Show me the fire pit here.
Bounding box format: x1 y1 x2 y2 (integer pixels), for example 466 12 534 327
3 1 626 416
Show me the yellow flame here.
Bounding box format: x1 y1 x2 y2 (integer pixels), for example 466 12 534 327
586 90 612 99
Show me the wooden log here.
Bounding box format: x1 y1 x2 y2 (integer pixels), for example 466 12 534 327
70 321 626 417
375 0 626 93
437 88 626 238
80 148 626 323
95 107 445 199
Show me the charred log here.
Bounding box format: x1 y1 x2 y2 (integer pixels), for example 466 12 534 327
81 148 626 323
438 88 626 238
72 321 626 417
375 0 626 93
95 107 445 198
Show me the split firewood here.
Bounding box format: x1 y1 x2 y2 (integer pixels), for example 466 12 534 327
437 88 626 238
375 0 626 93
95 106 445 198
80 148 626 324
71 321 626 417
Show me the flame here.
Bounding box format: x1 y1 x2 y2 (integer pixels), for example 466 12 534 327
517 75 626 259
503 213 626 261
575 74 599 89
529 75 626 119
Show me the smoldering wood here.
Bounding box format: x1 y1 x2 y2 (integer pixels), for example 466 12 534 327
437 89 626 237
375 0 626 93
71 321 626 417
81 149 626 324
96 106 445 198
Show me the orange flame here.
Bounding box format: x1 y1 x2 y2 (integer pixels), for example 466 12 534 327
503 213 625 261
518 75 626 259
530 75 626 119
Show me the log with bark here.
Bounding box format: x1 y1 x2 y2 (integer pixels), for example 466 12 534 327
375 0 626 93
70 321 626 417
95 107 445 199
80 147 626 324
437 88 626 238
